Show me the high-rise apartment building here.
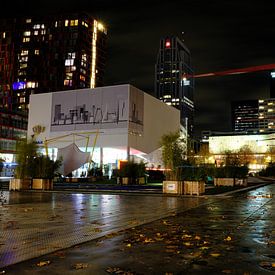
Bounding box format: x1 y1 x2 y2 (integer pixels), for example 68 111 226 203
231 100 259 133
155 36 194 136
0 13 107 111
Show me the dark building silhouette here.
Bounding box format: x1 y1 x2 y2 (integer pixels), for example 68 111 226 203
155 36 194 137
0 13 107 111
231 100 259 133
270 71 275 98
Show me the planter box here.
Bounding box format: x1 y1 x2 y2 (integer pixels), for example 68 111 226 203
122 177 130 185
9 179 31 191
32 179 53 190
184 181 205 195
163 180 184 195
137 177 145 185
214 178 234 186
214 178 247 187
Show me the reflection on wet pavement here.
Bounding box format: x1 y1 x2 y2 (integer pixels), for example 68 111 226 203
0 191 207 268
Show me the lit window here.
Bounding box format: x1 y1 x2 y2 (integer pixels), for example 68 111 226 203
41 24 45 29
19 97 25 103
65 59 74 66
82 21 88 27
34 30 39 35
21 50 29 56
64 79 73 86
26 81 38 88
268 102 273 105
55 21 58 28
2 32 6 39
23 31 31 36
23 37 30 42
70 19 78 26
41 30 46 35
26 18 32 23
80 75 85 81
268 109 273 112
34 49 39 55
65 20 69 27
65 72 73 80
259 99 264 103
33 24 41 29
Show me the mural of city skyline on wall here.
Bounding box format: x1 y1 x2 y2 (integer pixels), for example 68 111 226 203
50 87 144 132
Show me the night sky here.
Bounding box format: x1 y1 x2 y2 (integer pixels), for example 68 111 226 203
1 0 275 137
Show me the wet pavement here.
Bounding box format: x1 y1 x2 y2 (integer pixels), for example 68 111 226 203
0 183 274 274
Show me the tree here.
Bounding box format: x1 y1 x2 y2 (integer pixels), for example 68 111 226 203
160 131 185 180
14 139 39 179
237 145 254 166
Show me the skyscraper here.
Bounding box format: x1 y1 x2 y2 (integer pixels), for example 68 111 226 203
155 36 194 136
231 100 259 133
0 13 107 111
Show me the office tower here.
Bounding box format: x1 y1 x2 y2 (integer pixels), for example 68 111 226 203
0 13 107 111
231 100 259 133
155 36 194 137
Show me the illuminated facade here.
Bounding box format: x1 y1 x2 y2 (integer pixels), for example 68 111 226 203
231 100 259 133
258 98 275 133
209 132 275 172
27 84 180 174
0 13 107 112
155 36 194 136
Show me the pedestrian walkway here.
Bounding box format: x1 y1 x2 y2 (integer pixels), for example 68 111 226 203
0 191 209 268
1 182 274 274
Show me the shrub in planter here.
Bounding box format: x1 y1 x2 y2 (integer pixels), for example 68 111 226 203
10 139 39 190
118 161 146 184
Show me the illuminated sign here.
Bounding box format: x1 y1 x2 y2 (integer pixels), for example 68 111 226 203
12 81 26 90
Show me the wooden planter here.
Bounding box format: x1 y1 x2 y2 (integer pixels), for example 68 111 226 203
163 180 184 195
214 178 248 187
184 181 205 195
9 179 31 191
32 179 53 190
122 177 130 185
214 178 234 187
137 177 145 185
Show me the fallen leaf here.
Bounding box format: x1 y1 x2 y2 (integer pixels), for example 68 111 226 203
224 236 232 241
210 253 221 257
73 263 88 269
36 260 51 267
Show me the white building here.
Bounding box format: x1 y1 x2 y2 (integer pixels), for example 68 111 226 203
209 132 275 172
27 84 180 175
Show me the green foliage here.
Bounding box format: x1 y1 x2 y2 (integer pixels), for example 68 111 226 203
33 155 62 179
176 166 207 181
259 162 275 177
214 165 248 179
14 139 63 179
160 131 185 179
119 161 145 178
14 139 39 179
